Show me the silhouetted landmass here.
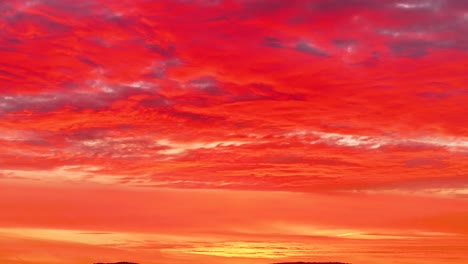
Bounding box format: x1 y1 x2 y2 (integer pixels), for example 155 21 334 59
273 262 350 264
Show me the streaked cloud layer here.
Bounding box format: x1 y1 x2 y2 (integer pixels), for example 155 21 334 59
0 0 467 264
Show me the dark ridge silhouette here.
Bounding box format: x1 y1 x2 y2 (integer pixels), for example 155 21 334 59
273 262 350 264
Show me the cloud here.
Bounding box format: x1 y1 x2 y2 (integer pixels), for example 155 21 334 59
304 0 383 12
0 1 467 263
294 41 328 57
387 39 468 58
262 36 284 48
0 83 158 114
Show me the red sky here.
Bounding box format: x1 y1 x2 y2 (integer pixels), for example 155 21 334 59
0 0 467 264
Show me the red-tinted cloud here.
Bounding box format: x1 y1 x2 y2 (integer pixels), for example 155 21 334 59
0 1 467 263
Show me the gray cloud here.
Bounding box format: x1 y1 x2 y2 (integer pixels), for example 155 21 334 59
305 0 382 12
295 41 328 57
332 39 356 48
387 37 468 58
146 43 176 57
0 83 159 114
262 36 284 48
3 10 71 37
416 88 468 99
387 40 433 58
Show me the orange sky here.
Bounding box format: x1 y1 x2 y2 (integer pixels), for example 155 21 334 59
0 0 467 264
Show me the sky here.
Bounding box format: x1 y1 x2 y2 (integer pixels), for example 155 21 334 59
0 0 467 263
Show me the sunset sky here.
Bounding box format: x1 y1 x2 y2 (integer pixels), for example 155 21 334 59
1 0 468 264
